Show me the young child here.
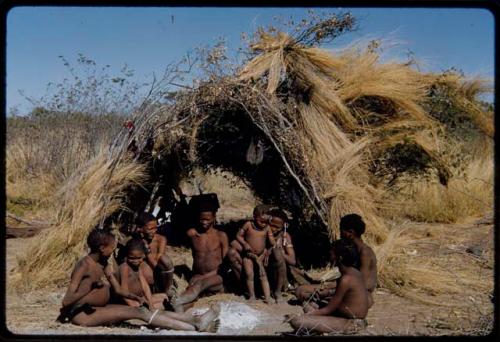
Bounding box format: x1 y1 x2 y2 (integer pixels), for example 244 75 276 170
236 205 275 303
339 214 377 308
266 208 296 303
57 228 220 332
136 212 175 298
227 204 271 282
288 239 368 334
171 199 229 313
117 238 167 310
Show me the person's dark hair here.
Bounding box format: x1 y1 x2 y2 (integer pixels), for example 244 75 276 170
253 204 270 218
126 238 147 255
339 213 365 236
87 228 115 253
135 212 156 227
333 239 360 269
268 208 288 223
198 199 218 214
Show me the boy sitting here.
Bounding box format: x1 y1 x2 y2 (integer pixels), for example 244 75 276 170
135 212 175 298
171 199 229 313
116 238 167 310
288 239 368 334
58 228 220 332
266 208 296 303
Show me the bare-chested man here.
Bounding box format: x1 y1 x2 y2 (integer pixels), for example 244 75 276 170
171 200 229 313
339 214 377 307
288 239 368 334
57 228 220 332
294 214 377 308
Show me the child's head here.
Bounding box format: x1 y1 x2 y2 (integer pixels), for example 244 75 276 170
125 238 147 269
136 212 158 239
198 200 217 231
331 239 360 269
339 214 365 240
268 208 288 234
87 228 116 258
253 204 271 229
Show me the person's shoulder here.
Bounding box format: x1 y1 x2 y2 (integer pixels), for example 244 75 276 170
186 228 197 237
242 221 252 229
155 233 167 243
217 229 228 239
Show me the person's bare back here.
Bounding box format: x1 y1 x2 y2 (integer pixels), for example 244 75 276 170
289 239 369 334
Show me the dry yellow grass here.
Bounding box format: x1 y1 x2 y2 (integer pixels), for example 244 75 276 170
390 157 493 223
11 152 148 291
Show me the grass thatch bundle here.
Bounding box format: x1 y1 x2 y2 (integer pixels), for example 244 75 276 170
11 153 147 290
11 13 493 293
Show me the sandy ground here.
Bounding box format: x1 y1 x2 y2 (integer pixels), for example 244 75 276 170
5 219 494 337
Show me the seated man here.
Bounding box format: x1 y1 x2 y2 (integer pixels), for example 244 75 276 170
339 214 377 308
58 228 220 332
294 213 377 308
171 199 229 313
288 239 368 334
265 208 296 303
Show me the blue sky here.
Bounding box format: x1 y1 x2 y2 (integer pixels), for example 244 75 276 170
6 7 495 114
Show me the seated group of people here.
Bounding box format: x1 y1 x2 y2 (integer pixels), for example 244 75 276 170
57 196 377 335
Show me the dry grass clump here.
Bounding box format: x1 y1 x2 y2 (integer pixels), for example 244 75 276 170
388 155 493 223
11 153 148 291
376 220 493 310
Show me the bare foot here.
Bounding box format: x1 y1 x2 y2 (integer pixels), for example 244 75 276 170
170 296 184 313
247 296 257 304
263 297 273 305
195 304 221 333
274 292 285 304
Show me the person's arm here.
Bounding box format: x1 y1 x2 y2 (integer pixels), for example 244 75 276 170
359 249 372 290
283 233 296 266
266 227 276 247
236 223 252 252
61 260 91 307
220 231 229 259
142 238 159 269
138 267 154 308
111 263 145 305
308 276 349 316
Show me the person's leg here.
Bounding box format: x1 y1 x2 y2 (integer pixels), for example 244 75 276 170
270 248 287 302
162 304 221 332
227 247 243 281
155 255 175 297
171 274 223 313
242 257 256 301
367 291 374 308
71 304 196 331
76 279 111 307
289 314 354 334
294 284 321 302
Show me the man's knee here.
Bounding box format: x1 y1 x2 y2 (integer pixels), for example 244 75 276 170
159 255 174 271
